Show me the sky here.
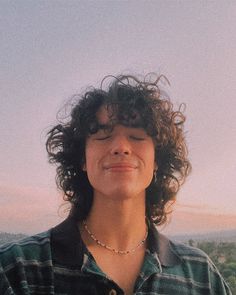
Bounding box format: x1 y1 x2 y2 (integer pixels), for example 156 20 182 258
0 1 236 235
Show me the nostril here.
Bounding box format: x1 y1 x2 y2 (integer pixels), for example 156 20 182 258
112 150 130 155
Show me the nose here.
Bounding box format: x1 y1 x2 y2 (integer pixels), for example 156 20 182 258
110 136 131 156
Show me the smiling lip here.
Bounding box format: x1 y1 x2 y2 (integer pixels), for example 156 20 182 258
104 163 137 172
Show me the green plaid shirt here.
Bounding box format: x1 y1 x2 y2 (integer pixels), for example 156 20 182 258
0 216 232 294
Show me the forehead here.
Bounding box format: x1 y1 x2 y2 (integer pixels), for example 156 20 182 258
95 104 142 126
96 105 111 125
90 104 155 138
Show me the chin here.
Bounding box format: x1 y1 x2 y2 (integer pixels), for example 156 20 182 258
106 187 145 201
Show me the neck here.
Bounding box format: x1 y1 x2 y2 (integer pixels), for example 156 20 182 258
83 192 147 251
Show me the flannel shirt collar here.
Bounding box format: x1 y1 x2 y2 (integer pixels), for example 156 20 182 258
51 215 181 268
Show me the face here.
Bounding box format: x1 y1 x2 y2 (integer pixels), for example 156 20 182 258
83 106 156 201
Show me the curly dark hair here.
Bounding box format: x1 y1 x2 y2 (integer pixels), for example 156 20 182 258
46 74 191 225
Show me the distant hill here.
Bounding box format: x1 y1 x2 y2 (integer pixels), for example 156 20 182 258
0 232 28 245
170 229 236 243
1 229 236 246
162 210 236 236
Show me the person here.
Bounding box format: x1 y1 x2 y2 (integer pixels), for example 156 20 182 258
0 74 232 295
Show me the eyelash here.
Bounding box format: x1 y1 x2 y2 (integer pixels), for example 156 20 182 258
130 136 145 141
96 136 111 141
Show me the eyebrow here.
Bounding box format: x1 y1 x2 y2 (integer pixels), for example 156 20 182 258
97 124 111 130
93 124 113 133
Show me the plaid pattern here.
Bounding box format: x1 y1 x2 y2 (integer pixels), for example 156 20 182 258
0 217 232 295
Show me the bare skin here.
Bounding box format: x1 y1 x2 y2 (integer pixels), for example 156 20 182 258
79 107 156 294
79 196 147 295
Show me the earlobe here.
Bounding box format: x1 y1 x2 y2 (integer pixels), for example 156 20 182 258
153 163 158 183
82 162 87 171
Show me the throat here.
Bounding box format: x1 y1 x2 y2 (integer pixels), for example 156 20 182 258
82 220 148 255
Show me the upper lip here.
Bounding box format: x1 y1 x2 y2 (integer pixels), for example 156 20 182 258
104 162 137 169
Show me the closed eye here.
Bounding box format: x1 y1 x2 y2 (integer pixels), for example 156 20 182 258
95 135 111 141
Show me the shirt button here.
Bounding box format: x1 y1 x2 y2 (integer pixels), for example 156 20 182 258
109 289 117 295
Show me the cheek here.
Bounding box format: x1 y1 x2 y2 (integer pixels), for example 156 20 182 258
145 145 156 168
83 142 96 169
146 156 156 177
83 146 103 179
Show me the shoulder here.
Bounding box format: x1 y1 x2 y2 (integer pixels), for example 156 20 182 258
168 239 232 294
169 238 218 270
0 230 52 268
0 231 54 294
170 239 210 260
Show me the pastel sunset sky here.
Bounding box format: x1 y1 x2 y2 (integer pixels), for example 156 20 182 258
0 1 236 235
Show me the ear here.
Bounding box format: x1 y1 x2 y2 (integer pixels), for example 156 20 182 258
81 154 87 171
82 162 87 171
154 162 158 171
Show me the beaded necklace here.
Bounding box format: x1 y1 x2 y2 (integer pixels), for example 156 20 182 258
83 220 148 255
